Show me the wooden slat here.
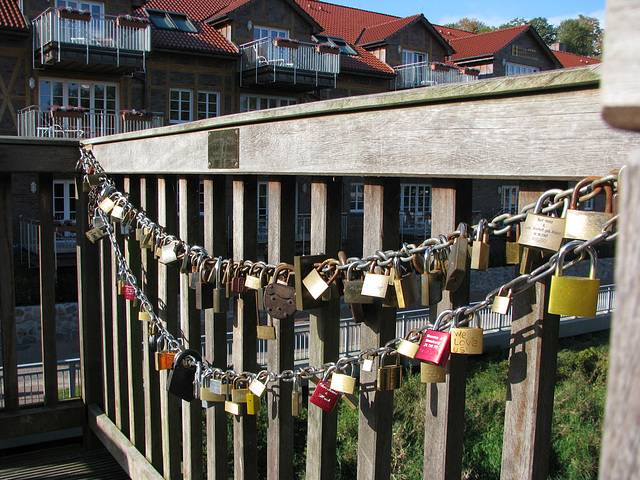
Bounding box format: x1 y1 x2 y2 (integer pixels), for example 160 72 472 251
0 173 19 412
500 183 560 480
156 175 182 480
203 175 229 480
423 180 471 480
357 178 399 480
266 176 296 479
306 177 342 480
38 173 58 408
100 227 115 419
140 175 162 471
0 402 86 439
124 176 145 451
0 137 78 173
231 176 258 480
178 175 203 479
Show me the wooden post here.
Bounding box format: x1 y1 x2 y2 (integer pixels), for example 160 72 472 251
178 175 203 479
266 175 296 479
99 219 115 419
38 173 58 407
357 178 399 480
203 175 229 480
232 176 258 480
306 177 342 480
157 175 182 480
500 183 560 480
423 179 471 480
0 173 18 412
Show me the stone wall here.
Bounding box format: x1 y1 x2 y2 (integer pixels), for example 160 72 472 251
14 302 79 345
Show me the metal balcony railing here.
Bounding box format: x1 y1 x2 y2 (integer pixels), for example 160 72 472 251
393 61 479 89
17 106 164 139
32 8 151 67
19 217 77 269
239 37 340 87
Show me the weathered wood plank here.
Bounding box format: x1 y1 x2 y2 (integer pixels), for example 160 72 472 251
232 177 258 480
0 138 78 173
0 402 86 439
599 152 639 478
100 227 115 419
0 173 18 412
500 184 560 480
601 0 640 131
178 176 203 479
38 173 58 408
306 177 342 480
203 175 229 480
266 176 296 480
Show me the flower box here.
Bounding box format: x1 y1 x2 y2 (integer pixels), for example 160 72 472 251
57 7 91 21
51 106 86 118
463 67 480 76
274 38 299 49
316 43 339 54
431 63 450 72
117 16 150 29
121 109 153 121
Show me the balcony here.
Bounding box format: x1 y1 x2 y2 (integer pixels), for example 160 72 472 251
239 38 340 90
32 8 151 74
17 106 163 139
393 61 478 89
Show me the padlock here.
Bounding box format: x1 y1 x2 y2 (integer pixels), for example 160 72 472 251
450 310 483 355
309 367 341 413
158 239 180 265
210 370 230 396
264 263 297 320
291 374 303 417
548 241 600 317
420 361 446 383
123 284 136 301
199 376 226 403
392 256 419 308
445 223 469 292
138 308 152 322
294 254 330 310
470 219 490 271
330 361 356 395
491 287 512 315
564 179 614 241
518 189 567 252
110 201 124 223
420 247 444 306
246 390 261 415
396 329 421 359
99 196 115 214
249 371 270 398
361 260 390 299
195 259 215 310
224 375 246 416
245 262 266 291
231 375 251 403
213 258 230 314
415 310 453 367
377 351 402 391
303 258 340 300
231 262 250 294
85 226 106 243
86 173 104 187
341 257 372 324
155 351 177 371
360 349 375 372
505 224 522 265
166 349 201 402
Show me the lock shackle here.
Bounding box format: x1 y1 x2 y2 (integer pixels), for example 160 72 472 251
315 258 340 285
249 261 267 278
532 188 566 216
570 176 600 209
346 260 366 281
432 309 454 331
336 357 354 376
380 349 400 367
173 348 202 367
321 364 337 383
456 222 469 239
272 263 295 284
475 219 488 242
555 241 598 279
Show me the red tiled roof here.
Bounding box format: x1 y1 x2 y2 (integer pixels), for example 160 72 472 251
0 0 28 30
449 24 529 60
358 14 420 45
342 45 394 74
433 24 475 42
552 49 601 68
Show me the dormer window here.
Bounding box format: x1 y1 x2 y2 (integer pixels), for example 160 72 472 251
313 34 357 55
145 9 197 33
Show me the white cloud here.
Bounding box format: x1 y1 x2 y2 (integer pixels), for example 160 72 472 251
548 9 606 27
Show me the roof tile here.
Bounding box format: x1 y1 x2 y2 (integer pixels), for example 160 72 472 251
0 0 28 30
449 24 529 60
552 49 601 68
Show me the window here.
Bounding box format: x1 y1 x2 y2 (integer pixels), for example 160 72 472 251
350 183 364 212
53 180 76 221
402 50 427 65
55 0 103 15
314 34 357 55
146 9 197 33
169 89 192 123
197 91 219 120
254 26 288 40
501 186 519 214
400 184 431 234
240 95 296 112
505 62 539 76
257 182 268 239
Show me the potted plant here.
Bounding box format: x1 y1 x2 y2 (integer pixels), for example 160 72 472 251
430 62 450 72
463 67 480 76
121 109 153 121
57 6 91 21
316 42 339 54
51 105 86 118
117 14 150 29
274 38 299 49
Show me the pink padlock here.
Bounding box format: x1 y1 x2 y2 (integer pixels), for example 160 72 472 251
309 367 341 413
123 285 136 301
415 309 453 367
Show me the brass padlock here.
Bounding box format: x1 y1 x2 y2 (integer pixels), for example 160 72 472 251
450 310 483 355
518 189 567 252
421 247 444 306
224 375 246 416
341 255 372 324
505 224 522 265
445 223 469 292
396 329 421 359
303 258 339 300
98 196 115 214
470 219 490 271
361 260 390 299
199 376 226 403
231 375 251 404
213 258 230 314
564 179 614 241
195 259 215 310
158 239 180 265
245 262 266 291
420 361 446 383
548 241 600 317
377 351 402 391
392 256 419 308
167 349 202 402
491 287 512 315
291 374 303 417
257 313 276 340
264 263 297 320
249 371 270 398
330 361 356 395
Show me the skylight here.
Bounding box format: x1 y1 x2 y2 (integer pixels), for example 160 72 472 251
145 9 197 33
314 34 357 55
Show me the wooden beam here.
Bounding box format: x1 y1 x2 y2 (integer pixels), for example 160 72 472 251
0 402 86 439
0 137 78 173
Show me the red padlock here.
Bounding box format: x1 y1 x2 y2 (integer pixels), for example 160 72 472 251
309 367 341 413
415 309 453 367
123 285 136 301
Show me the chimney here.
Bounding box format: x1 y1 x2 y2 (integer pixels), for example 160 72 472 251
550 42 565 52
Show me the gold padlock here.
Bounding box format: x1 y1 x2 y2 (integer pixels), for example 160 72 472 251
518 189 567 252
564 179 614 241
420 361 446 383
361 260 390 299
330 360 356 395
377 351 402 391
396 329 421 359
450 310 483 355
548 241 600 317
470 219 490 271
200 376 226 403
491 287 512 315
444 224 469 292
392 257 419 308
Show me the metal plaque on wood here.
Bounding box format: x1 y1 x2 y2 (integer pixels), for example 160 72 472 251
208 129 239 169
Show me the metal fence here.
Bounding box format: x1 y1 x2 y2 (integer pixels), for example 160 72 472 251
393 61 478 89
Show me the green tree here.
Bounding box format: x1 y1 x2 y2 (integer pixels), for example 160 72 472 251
557 15 603 57
444 17 495 34
499 17 556 45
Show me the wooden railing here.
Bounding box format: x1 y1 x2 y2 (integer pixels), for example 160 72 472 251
1 56 639 480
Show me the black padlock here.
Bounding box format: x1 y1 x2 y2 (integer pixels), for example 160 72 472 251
167 348 202 402
263 263 297 319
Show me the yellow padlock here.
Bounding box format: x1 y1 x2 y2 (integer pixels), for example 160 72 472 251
420 362 446 383
450 309 483 355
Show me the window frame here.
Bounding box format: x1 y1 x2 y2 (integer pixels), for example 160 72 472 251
169 88 193 124
501 185 519 214
196 90 220 120
240 94 297 113
350 183 365 213
145 9 197 33
505 62 540 76
53 179 76 221
399 184 431 233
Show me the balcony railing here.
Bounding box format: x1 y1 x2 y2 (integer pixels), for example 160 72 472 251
239 37 340 89
393 61 478 89
32 8 151 70
17 106 164 139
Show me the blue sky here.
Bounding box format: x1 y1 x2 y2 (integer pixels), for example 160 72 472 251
330 0 607 28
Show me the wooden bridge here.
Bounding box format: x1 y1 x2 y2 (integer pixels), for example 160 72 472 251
2 2 640 477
